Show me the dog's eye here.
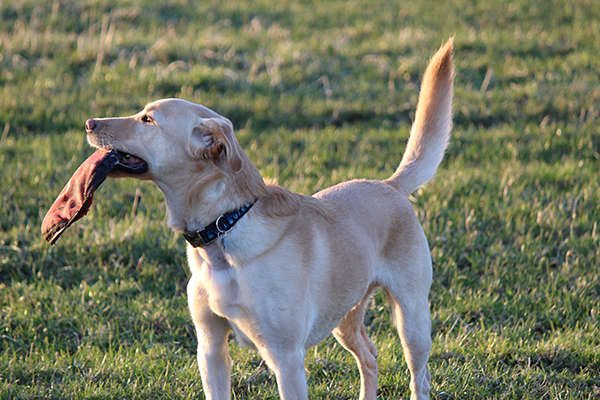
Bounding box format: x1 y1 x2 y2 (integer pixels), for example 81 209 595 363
141 115 153 123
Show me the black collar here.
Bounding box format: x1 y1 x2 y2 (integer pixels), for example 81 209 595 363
182 202 254 247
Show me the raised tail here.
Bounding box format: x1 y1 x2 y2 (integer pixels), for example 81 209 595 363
384 39 454 195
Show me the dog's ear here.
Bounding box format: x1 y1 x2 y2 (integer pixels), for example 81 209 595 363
188 117 243 173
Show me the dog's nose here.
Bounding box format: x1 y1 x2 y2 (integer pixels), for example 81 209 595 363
85 119 97 132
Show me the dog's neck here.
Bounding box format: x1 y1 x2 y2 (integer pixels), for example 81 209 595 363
156 157 268 233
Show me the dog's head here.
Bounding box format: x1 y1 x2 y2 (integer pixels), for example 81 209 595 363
86 99 243 181
85 98 263 230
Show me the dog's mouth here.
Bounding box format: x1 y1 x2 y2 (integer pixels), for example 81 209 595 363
113 151 148 174
86 134 148 175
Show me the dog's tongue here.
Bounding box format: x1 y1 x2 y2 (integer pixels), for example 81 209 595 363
41 149 121 245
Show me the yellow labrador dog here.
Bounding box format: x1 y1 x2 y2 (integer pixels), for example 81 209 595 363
85 40 453 400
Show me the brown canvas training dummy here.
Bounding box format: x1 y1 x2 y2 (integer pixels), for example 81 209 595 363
41 149 121 245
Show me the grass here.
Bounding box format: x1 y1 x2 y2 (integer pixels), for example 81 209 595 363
1 0 599 398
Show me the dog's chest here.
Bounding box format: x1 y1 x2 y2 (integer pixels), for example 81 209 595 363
197 262 244 320
193 266 259 349
187 245 244 319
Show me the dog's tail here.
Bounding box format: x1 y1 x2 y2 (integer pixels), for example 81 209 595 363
384 39 454 196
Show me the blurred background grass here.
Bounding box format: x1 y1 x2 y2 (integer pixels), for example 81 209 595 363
1 0 599 398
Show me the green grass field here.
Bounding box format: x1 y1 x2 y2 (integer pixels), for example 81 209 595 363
1 0 599 398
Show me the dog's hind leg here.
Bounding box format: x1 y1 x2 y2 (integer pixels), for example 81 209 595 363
333 290 378 400
383 265 433 400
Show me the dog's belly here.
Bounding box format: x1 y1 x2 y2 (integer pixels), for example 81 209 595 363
304 315 345 348
226 296 359 351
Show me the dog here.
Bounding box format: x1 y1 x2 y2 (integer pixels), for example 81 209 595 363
84 40 454 400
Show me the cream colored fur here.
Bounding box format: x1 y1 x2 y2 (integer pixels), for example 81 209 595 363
85 40 454 400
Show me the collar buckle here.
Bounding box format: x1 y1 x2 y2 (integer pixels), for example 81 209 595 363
181 230 210 247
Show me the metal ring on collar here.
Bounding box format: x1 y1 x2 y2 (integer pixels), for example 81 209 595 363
215 215 234 235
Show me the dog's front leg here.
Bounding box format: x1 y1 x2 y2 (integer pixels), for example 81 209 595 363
196 321 232 400
188 276 232 400
262 347 309 400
